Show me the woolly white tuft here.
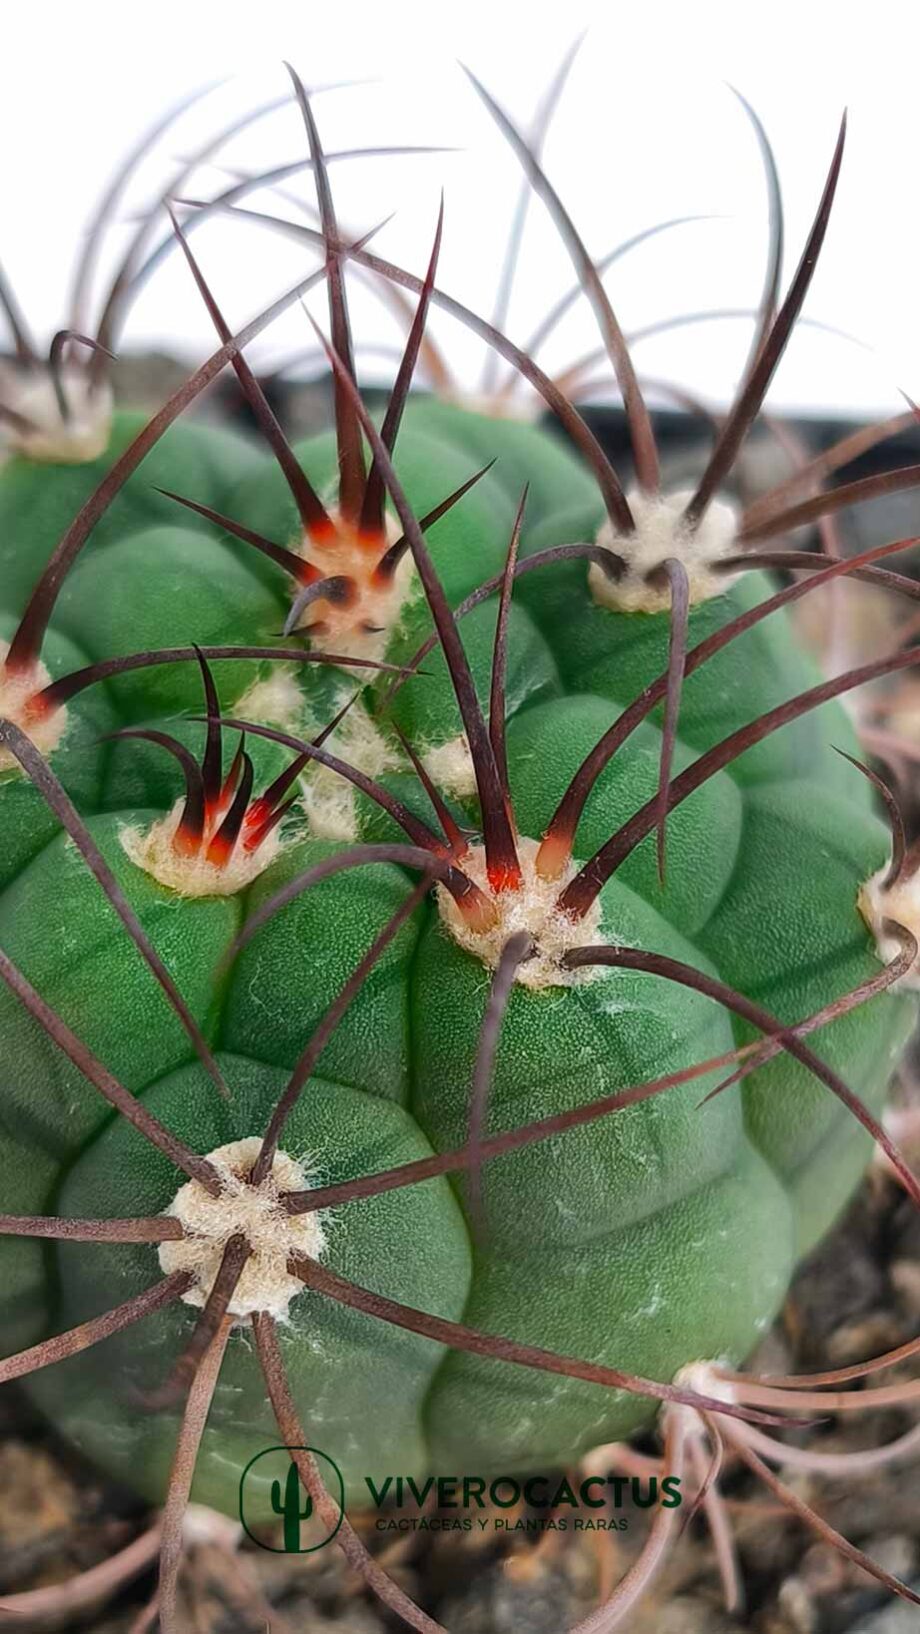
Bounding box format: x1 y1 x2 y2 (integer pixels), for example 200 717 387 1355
158 1137 326 1321
0 644 67 773
0 365 113 463
120 800 284 897
422 733 477 801
437 836 603 990
301 695 399 842
859 866 920 990
589 489 740 615
233 668 305 730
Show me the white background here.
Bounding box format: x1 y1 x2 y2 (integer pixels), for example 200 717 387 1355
3 0 919 416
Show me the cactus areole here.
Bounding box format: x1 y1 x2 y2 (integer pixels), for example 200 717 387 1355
4 61 920 1630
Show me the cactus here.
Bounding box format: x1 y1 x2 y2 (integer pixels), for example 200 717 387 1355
4 61 920 1632
270 1460 313 1551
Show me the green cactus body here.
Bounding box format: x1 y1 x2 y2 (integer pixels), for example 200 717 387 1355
397 397 601 523
0 410 260 620
0 397 912 1523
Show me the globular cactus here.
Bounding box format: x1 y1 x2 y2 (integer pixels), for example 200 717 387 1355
270 1460 313 1552
4 60 920 1632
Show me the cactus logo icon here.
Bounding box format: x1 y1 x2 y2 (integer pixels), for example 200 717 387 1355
239 1447 345 1552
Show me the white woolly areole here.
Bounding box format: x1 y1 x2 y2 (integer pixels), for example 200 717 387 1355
120 800 283 898
295 509 414 662
588 489 740 615
302 696 398 842
0 366 113 463
669 1360 737 1429
159 1138 325 1320
858 867 920 990
233 668 304 729
181 1504 243 1549
437 836 604 990
0 645 67 773
301 772 361 843
422 733 476 800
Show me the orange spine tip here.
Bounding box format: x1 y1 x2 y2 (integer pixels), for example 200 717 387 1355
215 764 245 816
241 808 285 854
208 787 237 823
487 861 524 895
22 691 52 722
535 833 571 882
204 832 234 868
242 798 271 833
172 825 202 859
357 525 386 552
307 518 339 549
459 893 500 935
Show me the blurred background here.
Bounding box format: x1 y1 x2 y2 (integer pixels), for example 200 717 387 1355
2 0 919 416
